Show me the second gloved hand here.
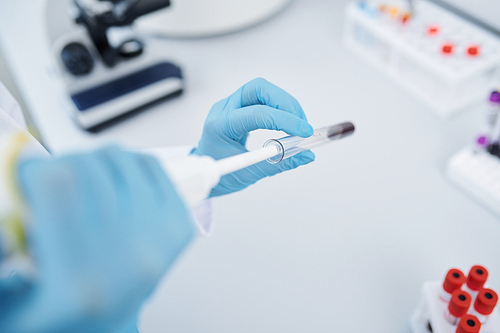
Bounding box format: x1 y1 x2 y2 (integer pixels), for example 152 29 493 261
1 146 194 333
192 78 316 196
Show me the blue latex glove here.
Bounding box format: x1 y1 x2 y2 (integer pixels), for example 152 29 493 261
192 78 316 196
0 146 194 333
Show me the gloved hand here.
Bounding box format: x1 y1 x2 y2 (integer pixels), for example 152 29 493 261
192 78 315 196
0 146 194 333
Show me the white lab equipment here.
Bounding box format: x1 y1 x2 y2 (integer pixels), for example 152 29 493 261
447 92 500 218
410 280 500 333
430 0 500 33
446 147 500 218
135 0 292 38
157 122 355 207
343 0 500 117
46 0 183 131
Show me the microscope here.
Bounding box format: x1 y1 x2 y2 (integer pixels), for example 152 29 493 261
52 0 183 131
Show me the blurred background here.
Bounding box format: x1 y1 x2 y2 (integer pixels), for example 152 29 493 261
1 0 500 332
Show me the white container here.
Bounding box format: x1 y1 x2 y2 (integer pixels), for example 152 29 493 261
343 0 500 117
410 281 500 333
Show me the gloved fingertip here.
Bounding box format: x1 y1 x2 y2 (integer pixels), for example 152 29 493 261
297 121 314 138
190 147 202 156
276 150 316 172
299 150 316 164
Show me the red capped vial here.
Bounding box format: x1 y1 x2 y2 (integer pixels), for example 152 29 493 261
445 289 472 325
467 45 480 57
473 288 498 323
456 315 481 333
441 268 467 301
465 265 488 297
442 43 454 55
401 12 411 24
427 25 440 36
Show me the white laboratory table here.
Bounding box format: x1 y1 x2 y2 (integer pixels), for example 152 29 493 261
1 1 500 332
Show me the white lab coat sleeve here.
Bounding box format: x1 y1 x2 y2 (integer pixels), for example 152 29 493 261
0 82 27 130
0 84 50 214
145 146 214 236
0 82 50 279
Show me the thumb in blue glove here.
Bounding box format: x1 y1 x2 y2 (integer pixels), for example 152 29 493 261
192 78 315 196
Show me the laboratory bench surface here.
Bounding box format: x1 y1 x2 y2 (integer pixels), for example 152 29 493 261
0 0 499 332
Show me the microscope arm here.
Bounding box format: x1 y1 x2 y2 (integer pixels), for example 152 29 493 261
74 0 171 66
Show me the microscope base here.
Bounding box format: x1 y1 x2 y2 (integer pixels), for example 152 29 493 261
70 62 182 131
52 29 183 132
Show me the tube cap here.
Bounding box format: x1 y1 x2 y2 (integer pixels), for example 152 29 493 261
490 91 500 103
427 25 440 35
474 288 498 315
442 43 454 55
466 266 488 291
444 269 467 294
456 315 481 333
449 290 472 317
467 45 480 57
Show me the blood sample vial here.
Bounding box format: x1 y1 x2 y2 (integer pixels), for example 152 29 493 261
402 12 411 24
441 268 467 301
456 315 481 333
467 45 480 57
442 43 454 55
465 265 488 297
473 288 498 323
445 289 472 325
427 25 440 36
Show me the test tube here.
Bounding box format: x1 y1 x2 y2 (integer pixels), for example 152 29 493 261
456 315 481 333
477 92 500 151
464 265 488 299
472 288 498 324
444 289 472 325
440 268 467 302
263 122 355 164
487 92 500 156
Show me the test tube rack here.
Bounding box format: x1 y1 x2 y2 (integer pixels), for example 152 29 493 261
446 147 500 218
343 0 500 117
410 270 499 333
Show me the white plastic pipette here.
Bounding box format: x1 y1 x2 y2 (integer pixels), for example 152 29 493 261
156 122 355 207
159 145 280 207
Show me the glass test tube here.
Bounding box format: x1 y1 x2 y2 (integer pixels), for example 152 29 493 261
263 122 355 164
487 92 500 156
476 91 500 151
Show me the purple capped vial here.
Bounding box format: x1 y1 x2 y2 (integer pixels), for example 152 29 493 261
490 91 500 104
